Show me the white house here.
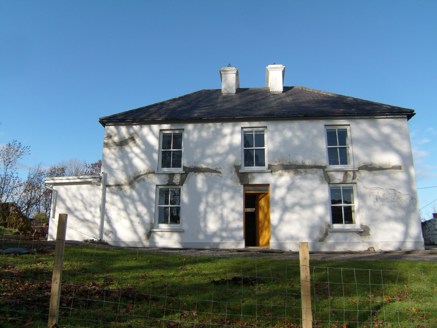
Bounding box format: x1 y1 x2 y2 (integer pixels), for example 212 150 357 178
46 65 424 251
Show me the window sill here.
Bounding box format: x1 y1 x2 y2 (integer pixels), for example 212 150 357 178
329 228 364 233
156 170 185 174
151 228 184 233
239 169 272 173
324 167 357 172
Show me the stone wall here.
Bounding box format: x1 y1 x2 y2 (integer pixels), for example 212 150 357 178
422 217 437 245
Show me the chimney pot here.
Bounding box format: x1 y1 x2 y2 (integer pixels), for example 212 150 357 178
266 64 285 93
220 67 239 94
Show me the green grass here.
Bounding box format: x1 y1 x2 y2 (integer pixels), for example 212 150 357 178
0 226 15 235
1 245 437 327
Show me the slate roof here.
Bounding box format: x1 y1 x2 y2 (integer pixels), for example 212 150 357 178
99 86 415 126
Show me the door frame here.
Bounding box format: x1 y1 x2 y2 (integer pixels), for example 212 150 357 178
243 184 270 247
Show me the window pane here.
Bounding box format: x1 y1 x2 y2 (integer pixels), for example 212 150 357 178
342 187 354 205
244 149 254 166
245 186 269 192
337 129 348 146
327 129 338 146
244 131 253 148
331 207 343 224
330 187 342 205
170 188 180 205
328 148 339 165
158 207 168 224
162 134 172 150
169 207 180 224
254 131 264 147
343 206 354 224
172 151 182 168
162 151 172 168
173 133 182 149
339 148 348 165
255 149 265 166
159 188 169 205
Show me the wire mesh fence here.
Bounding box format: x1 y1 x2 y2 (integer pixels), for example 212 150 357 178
311 266 437 327
1 233 436 328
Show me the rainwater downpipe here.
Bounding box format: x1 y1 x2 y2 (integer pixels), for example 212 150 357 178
99 172 107 241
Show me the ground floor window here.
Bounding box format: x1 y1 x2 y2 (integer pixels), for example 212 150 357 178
157 187 181 225
330 185 355 225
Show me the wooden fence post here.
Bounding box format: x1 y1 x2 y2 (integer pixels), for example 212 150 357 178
299 242 313 328
48 213 68 328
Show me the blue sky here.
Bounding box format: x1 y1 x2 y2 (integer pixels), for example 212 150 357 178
1 0 436 217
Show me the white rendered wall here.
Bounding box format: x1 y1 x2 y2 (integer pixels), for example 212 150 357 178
96 117 424 251
47 182 102 241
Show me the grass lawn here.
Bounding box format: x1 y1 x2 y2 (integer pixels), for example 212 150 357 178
0 226 15 236
1 244 436 327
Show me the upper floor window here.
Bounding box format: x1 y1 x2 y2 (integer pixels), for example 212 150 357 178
159 131 183 170
330 185 355 225
243 128 266 169
326 127 351 166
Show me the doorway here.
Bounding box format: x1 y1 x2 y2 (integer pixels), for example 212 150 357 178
244 185 270 247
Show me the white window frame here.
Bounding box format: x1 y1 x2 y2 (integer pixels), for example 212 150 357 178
154 186 182 229
158 130 184 172
241 127 268 171
328 184 362 231
325 125 353 169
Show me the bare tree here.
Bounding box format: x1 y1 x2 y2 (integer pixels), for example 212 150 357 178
0 150 102 218
16 165 46 217
0 138 101 220
87 159 102 175
51 158 101 177
57 158 90 176
0 140 30 203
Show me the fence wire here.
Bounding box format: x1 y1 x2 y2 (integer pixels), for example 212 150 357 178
1 235 436 328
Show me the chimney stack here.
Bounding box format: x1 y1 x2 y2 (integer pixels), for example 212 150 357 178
266 64 285 93
220 66 239 94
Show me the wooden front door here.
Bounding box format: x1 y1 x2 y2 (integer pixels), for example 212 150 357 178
244 185 270 247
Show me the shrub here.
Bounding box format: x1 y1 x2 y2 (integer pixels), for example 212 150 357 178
0 202 33 234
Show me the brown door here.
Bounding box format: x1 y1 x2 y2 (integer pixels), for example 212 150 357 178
257 193 270 247
244 185 270 247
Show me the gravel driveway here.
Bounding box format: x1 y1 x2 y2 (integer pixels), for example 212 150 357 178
116 245 437 262
6 238 435 262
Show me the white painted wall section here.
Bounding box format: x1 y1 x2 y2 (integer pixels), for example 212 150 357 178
46 176 102 242
95 117 423 251
47 116 424 251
